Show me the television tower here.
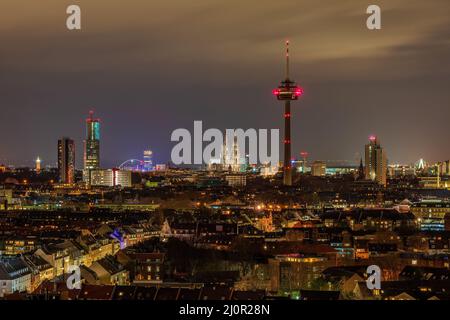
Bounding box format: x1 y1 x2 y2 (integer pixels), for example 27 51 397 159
273 41 303 186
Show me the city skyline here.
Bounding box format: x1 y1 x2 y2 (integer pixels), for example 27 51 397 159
0 108 444 169
1 0 449 167
0 114 445 169
2 1 450 307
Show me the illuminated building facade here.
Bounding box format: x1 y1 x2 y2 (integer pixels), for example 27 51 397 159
411 200 450 232
311 161 327 177
292 159 307 173
143 150 153 171
439 160 450 176
311 161 326 177
260 164 279 176
325 165 358 175
224 174 246 187
83 111 100 182
127 253 165 285
364 136 387 187
57 138 75 185
35 157 41 173
0 258 32 298
207 158 222 171
0 189 13 210
90 169 132 188
300 151 308 174
222 134 242 172
388 164 416 177
3 239 37 256
155 164 167 171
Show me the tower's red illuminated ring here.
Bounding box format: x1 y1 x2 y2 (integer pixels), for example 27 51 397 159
272 82 304 100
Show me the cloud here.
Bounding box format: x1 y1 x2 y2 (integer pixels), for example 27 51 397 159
0 0 449 165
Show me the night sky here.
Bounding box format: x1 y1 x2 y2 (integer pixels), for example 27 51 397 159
1 0 449 168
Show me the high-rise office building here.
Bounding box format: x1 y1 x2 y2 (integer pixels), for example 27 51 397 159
439 160 450 176
143 150 153 171
90 169 132 188
300 151 308 174
58 138 75 185
83 111 100 182
311 161 326 177
365 135 387 186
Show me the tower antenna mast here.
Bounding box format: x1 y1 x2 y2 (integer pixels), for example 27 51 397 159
285 40 290 80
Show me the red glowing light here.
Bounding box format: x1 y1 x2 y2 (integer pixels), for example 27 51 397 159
86 110 100 123
369 135 377 142
294 87 304 96
272 86 304 100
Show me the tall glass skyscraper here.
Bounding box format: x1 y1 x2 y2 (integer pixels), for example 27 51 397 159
365 135 387 187
58 137 75 185
143 150 153 171
83 111 100 182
